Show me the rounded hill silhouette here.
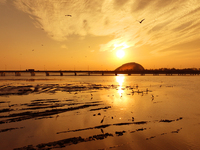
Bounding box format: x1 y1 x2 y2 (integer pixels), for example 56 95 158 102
115 62 144 71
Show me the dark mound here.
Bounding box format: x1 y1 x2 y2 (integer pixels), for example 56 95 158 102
115 62 144 71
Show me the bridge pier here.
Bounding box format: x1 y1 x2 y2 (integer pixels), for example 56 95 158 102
102 72 104 76
60 72 63 76
45 72 49 76
74 72 77 76
115 73 117 76
15 72 21 76
88 72 90 76
30 72 35 76
1 72 5 76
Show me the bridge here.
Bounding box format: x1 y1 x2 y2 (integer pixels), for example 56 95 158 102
0 69 200 76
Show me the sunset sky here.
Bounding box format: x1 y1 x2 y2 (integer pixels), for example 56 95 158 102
1 0 200 70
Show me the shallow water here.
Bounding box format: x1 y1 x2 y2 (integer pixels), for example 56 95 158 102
0 75 200 150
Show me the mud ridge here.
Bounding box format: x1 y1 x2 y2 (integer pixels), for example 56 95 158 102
57 121 148 134
0 104 100 124
0 127 24 133
14 133 113 150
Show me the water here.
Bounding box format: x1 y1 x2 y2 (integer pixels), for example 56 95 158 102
0 75 200 150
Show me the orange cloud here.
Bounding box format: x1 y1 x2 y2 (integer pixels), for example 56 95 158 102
11 0 200 55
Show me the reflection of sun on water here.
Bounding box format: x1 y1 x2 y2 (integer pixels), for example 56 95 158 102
114 75 134 119
114 75 135 107
116 75 125 97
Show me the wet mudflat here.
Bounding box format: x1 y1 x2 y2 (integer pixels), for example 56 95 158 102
0 76 200 150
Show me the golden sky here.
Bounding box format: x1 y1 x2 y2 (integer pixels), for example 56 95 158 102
0 0 200 70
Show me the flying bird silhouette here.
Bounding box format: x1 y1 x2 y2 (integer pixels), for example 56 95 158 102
138 19 145 23
65 15 72 17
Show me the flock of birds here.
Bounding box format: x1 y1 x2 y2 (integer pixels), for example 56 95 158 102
96 85 155 124
65 14 145 24
29 15 144 52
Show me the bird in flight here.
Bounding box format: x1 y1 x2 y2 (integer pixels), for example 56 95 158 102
138 19 145 23
65 15 72 17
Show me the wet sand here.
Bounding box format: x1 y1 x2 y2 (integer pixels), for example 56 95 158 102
0 77 200 150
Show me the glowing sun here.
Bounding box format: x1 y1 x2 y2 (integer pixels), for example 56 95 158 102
116 50 125 59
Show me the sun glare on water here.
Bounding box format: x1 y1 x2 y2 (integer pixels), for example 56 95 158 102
116 50 125 59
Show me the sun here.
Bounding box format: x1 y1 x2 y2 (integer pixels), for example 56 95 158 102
116 50 125 59
113 42 128 59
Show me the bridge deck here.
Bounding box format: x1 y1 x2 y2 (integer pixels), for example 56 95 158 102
0 70 200 76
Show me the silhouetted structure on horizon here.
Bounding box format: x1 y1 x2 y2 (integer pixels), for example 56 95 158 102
0 62 200 76
0 68 199 76
115 62 144 72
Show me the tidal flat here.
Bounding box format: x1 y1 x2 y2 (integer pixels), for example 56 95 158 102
0 76 200 150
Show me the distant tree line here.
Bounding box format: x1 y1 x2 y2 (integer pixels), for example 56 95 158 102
147 68 200 71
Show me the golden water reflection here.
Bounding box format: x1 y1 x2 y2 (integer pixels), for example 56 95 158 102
113 75 135 108
115 75 125 97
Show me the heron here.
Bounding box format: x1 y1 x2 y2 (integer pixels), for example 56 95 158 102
151 94 154 100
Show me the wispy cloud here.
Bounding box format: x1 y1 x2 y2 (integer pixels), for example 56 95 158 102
11 0 200 54
61 45 68 49
0 0 6 4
